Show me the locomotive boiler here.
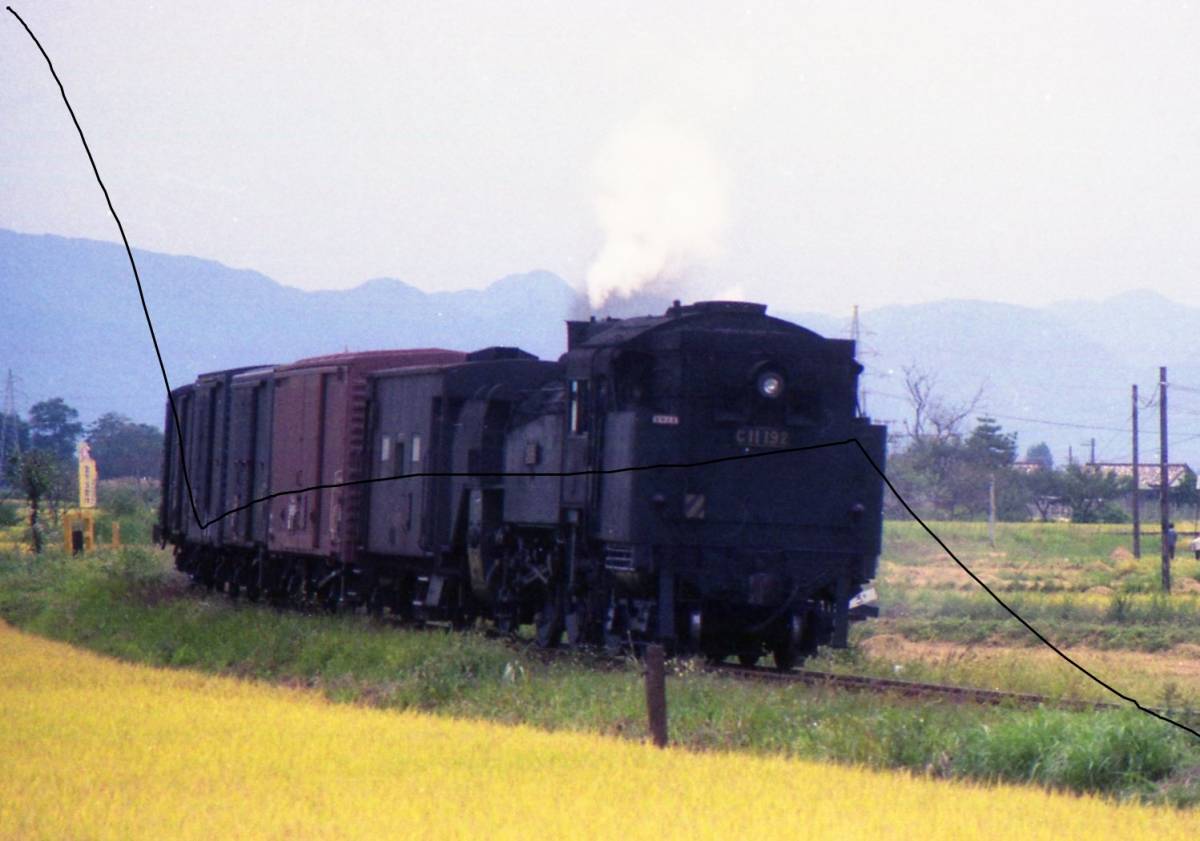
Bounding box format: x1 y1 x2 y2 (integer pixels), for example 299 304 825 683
159 300 886 668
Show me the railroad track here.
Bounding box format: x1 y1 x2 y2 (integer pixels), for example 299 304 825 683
712 663 1127 712
192 585 1196 720
504 632 1196 717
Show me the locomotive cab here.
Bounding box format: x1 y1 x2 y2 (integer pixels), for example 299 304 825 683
559 301 886 665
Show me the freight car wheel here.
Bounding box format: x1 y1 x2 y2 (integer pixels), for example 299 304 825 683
494 608 518 636
565 599 598 647
770 644 796 672
769 614 804 672
534 586 565 649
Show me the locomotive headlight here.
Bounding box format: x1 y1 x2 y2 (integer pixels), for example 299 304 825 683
756 371 784 399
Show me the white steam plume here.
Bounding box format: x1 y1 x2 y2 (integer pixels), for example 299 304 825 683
585 114 729 309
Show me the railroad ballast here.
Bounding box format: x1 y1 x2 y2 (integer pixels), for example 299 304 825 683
158 300 886 667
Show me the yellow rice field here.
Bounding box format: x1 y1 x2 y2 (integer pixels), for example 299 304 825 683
0 623 1196 840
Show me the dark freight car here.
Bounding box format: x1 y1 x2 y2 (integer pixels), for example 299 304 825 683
158 383 194 545
223 366 276 550
362 348 560 614
181 367 264 547
266 350 465 567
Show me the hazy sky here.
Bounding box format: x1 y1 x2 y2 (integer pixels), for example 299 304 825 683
3 1 1199 314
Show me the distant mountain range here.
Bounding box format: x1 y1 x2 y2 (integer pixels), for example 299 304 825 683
3 228 1198 466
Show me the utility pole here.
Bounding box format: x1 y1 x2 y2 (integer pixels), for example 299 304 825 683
0 369 17 482
1089 438 1096 465
850 305 865 415
1159 366 1170 592
1132 384 1140 559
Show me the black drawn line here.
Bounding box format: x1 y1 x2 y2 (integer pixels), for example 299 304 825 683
206 440 855 527
5 5 201 526
8 4 1197 740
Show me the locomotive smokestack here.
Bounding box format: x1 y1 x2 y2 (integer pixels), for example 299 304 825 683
566 320 592 350
583 112 728 310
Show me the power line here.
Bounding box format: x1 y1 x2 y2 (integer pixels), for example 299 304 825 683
866 389 1133 434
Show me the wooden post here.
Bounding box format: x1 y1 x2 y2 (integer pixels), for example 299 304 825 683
111 520 121 548
1132 384 1140 559
988 474 996 548
1160 367 1170 592
644 644 668 748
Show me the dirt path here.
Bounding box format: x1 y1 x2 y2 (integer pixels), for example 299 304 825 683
854 635 1200 703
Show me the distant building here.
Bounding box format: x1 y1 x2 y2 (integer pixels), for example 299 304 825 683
1083 462 1193 492
1018 461 1196 521
1084 462 1196 519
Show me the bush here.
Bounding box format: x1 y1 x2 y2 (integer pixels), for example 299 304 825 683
98 486 146 518
1096 503 1131 524
956 709 1183 793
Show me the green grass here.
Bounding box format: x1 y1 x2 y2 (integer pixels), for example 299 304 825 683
1 545 1198 806
884 519 1196 574
876 520 1200 651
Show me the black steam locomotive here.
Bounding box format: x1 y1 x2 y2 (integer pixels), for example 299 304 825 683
159 300 886 667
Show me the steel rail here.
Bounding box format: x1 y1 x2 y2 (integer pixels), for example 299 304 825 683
712 663 1151 713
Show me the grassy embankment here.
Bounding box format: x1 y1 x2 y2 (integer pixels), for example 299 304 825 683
5 624 1197 840
1 539 1199 807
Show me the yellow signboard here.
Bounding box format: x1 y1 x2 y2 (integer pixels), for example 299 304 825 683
77 441 97 509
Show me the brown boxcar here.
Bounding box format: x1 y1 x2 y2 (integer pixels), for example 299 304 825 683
267 350 465 567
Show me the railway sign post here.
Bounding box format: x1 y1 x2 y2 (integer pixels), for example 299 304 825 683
62 442 98 555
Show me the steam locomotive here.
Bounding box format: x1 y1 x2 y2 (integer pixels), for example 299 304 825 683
159 300 886 667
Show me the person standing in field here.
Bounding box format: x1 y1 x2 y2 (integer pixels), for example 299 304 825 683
1165 523 1178 560
1191 534 1200 560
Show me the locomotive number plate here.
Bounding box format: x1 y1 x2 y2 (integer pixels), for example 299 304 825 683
735 427 791 448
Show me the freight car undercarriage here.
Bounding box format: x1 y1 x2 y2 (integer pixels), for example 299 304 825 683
172 537 865 670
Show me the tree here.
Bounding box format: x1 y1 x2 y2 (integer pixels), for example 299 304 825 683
1025 442 1054 470
0 412 29 463
901 365 984 443
1024 465 1063 521
1059 465 1130 523
887 416 1027 520
28 398 83 462
86 413 162 479
13 450 62 553
1170 466 1200 522
966 416 1017 470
